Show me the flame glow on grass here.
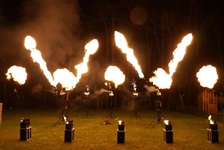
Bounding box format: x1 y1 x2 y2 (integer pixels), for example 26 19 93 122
196 65 218 89
149 33 193 89
6 65 27 85
114 31 144 78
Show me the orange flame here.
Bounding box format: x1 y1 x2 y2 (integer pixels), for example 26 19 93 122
149 33 193 89
149 69 172 89
114 31 144 78
24 36 55 86
6 65 27 85
168 33 193 76
164 120 169 125
208 115 214 124
53 68 78 91
75 39 99 82
118 120 123 125
24 36 99 90
104 66 125 88
196 65 218 89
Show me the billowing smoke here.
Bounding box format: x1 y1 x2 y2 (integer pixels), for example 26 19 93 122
0 0 83 71
93 88 110 96
144 85 159 97
22 0 83 70
144 85 158 93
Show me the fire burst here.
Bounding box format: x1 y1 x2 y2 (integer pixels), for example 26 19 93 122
104 66 125 88
150 33 193 89
6 65 27 85
24 36 99 90
53 69 78 91
196 65 218 89
114 31 144 78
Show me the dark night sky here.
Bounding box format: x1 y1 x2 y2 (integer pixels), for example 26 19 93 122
0 0 224 98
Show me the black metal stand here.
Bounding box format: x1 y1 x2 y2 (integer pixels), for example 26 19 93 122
83 98 93 118
150 108 163 127
55 91 70 125
130 96 141 119
55 105 68 125
131 110 141 119
106 94 117 119
106 110 117 119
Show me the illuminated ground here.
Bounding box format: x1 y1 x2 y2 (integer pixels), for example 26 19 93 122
0 109 224 150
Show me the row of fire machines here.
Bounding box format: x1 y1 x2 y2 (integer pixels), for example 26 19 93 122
18 118 172 143
20 118 219 144
19 118 171 144
20 118 75 142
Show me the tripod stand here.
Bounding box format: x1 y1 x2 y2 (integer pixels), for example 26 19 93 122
83 98 94 118
149 108 163 127
55 91 70 125
150 100 163 127
130 95 141 119
55 105 68 125
106 95 117 119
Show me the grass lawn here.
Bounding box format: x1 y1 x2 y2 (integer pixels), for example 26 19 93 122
0 108 224 150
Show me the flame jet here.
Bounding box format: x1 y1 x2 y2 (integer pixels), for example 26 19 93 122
24 36 99 90
53 39 99 90
114 31 144 78
6 65 27 85
24 36 56 86
196 65 218 89
75 39 99 82
149 33 193 89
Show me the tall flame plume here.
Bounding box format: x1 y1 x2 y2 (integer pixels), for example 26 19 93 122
24 36 55 86
114 31 144 78
150 33 193 89
24 36 98 90
75 39 99 82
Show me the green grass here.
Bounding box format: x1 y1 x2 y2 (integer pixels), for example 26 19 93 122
0 109 224 150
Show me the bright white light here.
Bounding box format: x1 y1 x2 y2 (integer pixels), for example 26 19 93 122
196 65 218 89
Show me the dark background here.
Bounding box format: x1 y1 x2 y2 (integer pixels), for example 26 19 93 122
0 0 223 110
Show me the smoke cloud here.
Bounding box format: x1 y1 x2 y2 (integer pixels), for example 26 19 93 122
0 0 83 72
